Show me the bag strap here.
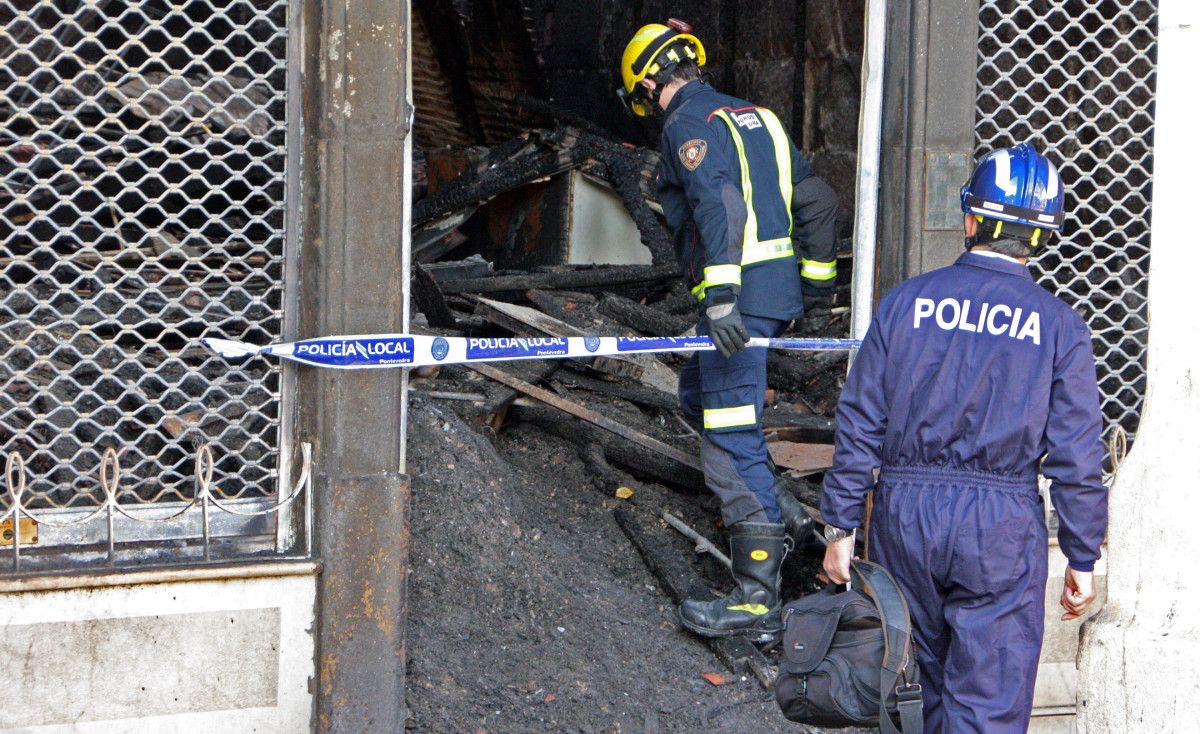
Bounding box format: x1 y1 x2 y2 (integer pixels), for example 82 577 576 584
850 560 923 734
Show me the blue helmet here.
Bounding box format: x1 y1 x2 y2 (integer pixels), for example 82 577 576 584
960 143 1065 232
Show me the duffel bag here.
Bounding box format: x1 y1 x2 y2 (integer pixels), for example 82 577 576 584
774 559 923 733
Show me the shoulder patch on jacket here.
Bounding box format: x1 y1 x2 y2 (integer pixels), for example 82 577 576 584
678 139 707 171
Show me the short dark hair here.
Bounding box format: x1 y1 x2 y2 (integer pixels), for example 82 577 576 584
980 238 1033 259
974 217 1038 257
664 58 701 85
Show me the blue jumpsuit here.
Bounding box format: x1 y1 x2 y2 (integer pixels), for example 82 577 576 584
821 251 1109 732
657 80 839 526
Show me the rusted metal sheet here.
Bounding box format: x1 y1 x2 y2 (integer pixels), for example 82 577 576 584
0 517 37 546
767 441 835 474
315 474 410 734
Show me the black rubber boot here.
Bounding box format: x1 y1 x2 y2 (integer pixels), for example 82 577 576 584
775 479 816 549
679 522 789 642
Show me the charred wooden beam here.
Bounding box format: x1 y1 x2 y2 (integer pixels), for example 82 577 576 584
552 370 679 412
475 359 560 425
439 263 680 295
598 294 694 337
473 296 645 381
760 411 838 443
469 362 700 471
766 350 847 393
421 254 492 283
524 288 597 330
413 265 457 330
510 404 703 490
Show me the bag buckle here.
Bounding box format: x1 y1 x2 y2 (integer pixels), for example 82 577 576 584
895 683 922 704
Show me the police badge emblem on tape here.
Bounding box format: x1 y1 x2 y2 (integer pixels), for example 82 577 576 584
202 333 861 370
679 138 707 170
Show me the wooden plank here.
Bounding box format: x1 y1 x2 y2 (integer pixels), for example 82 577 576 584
475 296 681 397
766 442 835 473
466 361 702 472
474 296 645 380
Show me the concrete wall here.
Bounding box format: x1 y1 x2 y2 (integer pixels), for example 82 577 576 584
876 0 978 295
297 0 414 730
0 564 317 733
1076 2 1200 728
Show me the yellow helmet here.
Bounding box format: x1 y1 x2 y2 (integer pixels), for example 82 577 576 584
618 19 707 117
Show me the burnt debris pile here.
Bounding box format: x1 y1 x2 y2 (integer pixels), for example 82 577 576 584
405 124 860 712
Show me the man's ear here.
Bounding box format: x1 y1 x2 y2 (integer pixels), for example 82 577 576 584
639 77 656 93
964 213 978 237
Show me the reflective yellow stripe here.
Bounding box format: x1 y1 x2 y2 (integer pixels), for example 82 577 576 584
726 603 770 616
743 237 794 266
702 404 756 430
800 258 837 281
715 110 758 265
758 109 794 235
703 263 741 287
713 109 796 268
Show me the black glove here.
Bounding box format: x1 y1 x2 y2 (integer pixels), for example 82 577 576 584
706 300 750 358
801 287 834 335
802 289 833 314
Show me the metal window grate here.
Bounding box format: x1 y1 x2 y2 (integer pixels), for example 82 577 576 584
975 0 1157 441
1 0 290 513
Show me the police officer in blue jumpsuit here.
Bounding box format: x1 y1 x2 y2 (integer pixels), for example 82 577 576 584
619 20 840 640
820 144 1108 732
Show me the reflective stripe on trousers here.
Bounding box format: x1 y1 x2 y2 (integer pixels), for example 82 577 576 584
679 313 787 525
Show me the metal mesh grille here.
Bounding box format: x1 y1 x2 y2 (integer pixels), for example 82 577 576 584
975 0 1157 439
1 0 290 511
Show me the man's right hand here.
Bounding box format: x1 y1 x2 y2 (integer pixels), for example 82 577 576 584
1060 566 1097 620
706 301 750 358
800 288 834 334
822 535 855 585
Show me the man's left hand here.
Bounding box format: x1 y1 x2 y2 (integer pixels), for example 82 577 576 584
1060 566 1097 621
822 535 855 584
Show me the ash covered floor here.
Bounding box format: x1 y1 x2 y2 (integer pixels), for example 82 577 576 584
404 396 833 733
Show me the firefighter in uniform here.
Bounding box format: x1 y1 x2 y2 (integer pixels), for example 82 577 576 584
820 144 1108 732
619 21 840 640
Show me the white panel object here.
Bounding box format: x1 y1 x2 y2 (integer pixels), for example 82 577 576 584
567 172 654 265
0 565 316 733
849 0 887 344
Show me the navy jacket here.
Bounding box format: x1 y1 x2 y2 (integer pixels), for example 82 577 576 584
821 251 1108 570
656 81 832 320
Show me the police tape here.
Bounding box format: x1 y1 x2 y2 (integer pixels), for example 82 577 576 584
202 334 862 370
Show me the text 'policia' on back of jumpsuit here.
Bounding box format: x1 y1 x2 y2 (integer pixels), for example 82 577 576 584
822 143 1107 732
